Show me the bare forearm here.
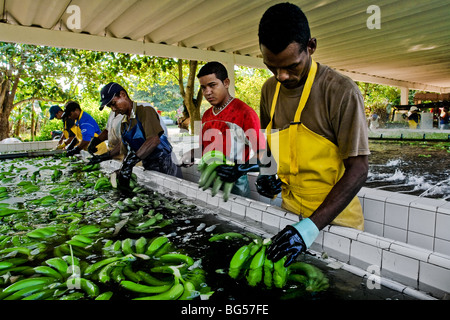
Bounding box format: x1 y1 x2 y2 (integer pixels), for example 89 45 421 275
309 155 368 230
136 136 160 159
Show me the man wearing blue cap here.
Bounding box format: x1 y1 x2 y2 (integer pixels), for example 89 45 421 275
48 105 76 150
97 82 181 191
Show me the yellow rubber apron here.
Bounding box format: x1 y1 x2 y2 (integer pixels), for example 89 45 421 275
74 111 108 155
266 59 364 230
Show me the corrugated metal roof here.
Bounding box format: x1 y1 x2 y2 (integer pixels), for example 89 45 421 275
1 0 449 92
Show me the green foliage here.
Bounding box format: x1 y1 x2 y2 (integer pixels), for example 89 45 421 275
36 119 63 141
235 66 272 113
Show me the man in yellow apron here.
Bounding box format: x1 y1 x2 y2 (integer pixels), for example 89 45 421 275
257 3 370 266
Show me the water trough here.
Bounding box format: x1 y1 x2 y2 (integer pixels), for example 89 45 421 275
1 140 449 300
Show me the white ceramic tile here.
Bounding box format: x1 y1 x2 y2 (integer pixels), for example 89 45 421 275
206 193 219 208
383 225 407 243
407 231 434 251
246 206 262 223
436 213 450 241
437 202 450 215
363 220 383 237
328 225 362 240
428 252 450 269
384 203 409 229
261 211 281 230
409 197 447 212
350 240 382 270
363 198 385 223
323 232 351 263
389 242 432 262
385 192 417 206
434 238 450 257
408 207 436 236
381 250 419 288
418 261 450 297
356 232 393 249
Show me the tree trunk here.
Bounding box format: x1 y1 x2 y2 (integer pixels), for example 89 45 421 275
177 60 203 135
0 111 11 141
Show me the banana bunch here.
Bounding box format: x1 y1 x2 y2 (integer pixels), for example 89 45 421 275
197 150 234 201
0 255 107 300
93 177 112 191
81 163 101 172
51 169 63 182
227 237 329 292
96 236 211 300
17 181 40 194
0 187 9 201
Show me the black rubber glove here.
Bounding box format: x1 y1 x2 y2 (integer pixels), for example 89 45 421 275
215 163 260 183
255 174 282 198
66 146 81 157
117 151 141 190
66 138 78 151
87 137 102 155
266 225 307 267
88 152 112 165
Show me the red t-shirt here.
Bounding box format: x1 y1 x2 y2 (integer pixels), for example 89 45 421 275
201 98 266 163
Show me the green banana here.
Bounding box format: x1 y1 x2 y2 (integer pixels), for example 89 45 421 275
145 236 169 256
122 263 142 282
273 256 288 289
3 283 50 300
159 253 194 267
45 257 69 276
79 278 100 297
111 266 126 283
201 170 218 190
198 162 221 187
22 288 57 300
95 291 113 300
120 280 173 294
228 244 252 279
222 182 234 202
71 235 94 245
76 225 101 235
179 281 198 300
211 176 223 196
33 266 64 281
98 261 126 284
136 271 172 286
263 256 274 288
136 217 157 229
133 281 184 300
209 232 247 242
84 256 123 276
59 292 85 300
121 238 134 255
134 237 147 254
246 246 266 287
1 277 55 294
0 261 14 271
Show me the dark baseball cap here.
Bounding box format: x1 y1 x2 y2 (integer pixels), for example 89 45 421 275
49 105 63 120
100 82 124 110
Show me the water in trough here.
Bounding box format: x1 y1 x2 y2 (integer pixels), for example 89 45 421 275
366 140 450 200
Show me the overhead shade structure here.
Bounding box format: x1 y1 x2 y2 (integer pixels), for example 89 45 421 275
0 0 449 94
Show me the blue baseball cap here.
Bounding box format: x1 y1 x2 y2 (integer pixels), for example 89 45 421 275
49 105 63 120
100 82 124 110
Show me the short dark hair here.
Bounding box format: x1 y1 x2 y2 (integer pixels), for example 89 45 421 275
258 2 311 54
197 61 228 82
63 101 81 117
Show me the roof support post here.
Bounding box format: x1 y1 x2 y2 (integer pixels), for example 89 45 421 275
400 87 409 105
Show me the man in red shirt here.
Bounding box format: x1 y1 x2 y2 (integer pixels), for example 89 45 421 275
180 61 266 197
